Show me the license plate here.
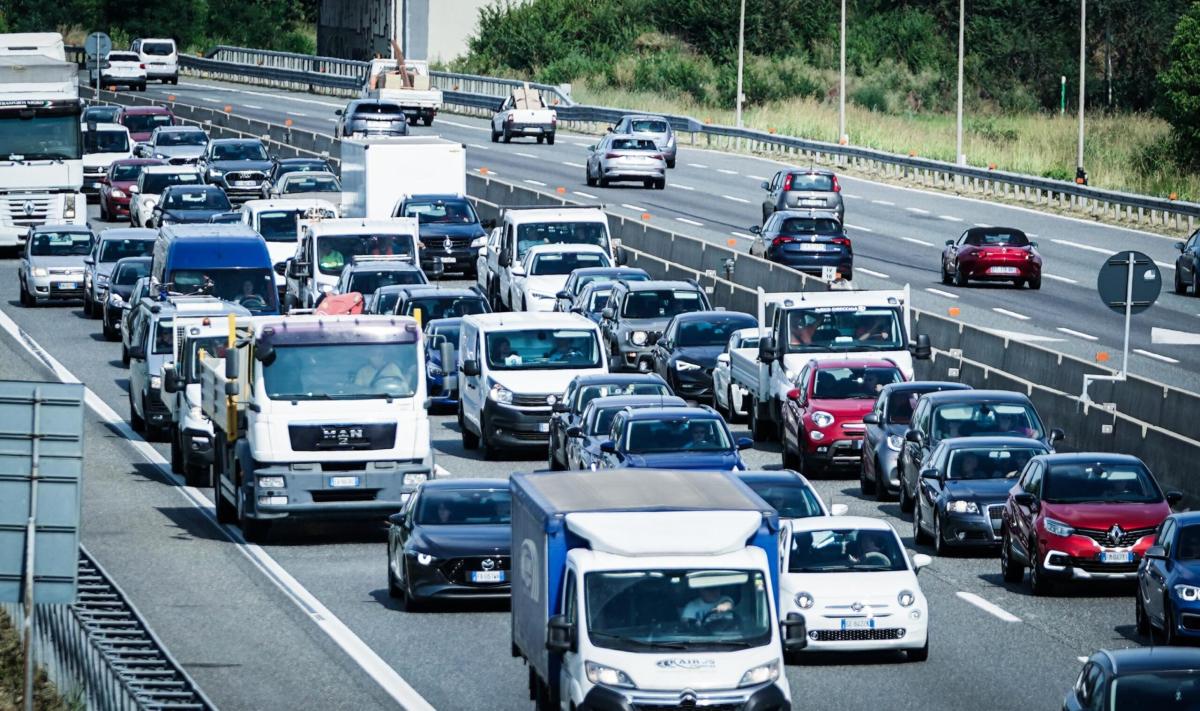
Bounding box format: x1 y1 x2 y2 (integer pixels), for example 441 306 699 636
235 180 256 187
440 257 457 263
1101 551 1133 564
988 266 1020 275
538 423 550 433
840 618 874 630
58 282 77 289
798 243 826 252
470 570 505 583
800 199 824 206
328 476 360 488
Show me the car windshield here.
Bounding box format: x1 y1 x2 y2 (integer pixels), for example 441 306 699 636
84 129 129 154
788 528 907 573
110 163 145 181
811 366 903 400
185 336 229 380
84 107 121 123
1112 672 1200 708
1177 526 1200 560
347 269 425 295
30 231 92 256
622 289 704 319
625 417 731 453
402 295 487 319
578 382 670 411
415 488 511 525
99 238 153 262
629 119 669 133
163 188 230 211
610 138 657 151
142 42 174 56
1042 461 1162 504
743 482 824 518
785 307 904 352
677 318 756 347
587 289 610 311
167 269 277 314
486 329 601 371
283 176 339 193
777 217 841 235
787 173 834 191
256 211 304 242
964 230 1029 247
141 172 201 193
530 252 609 276
516 221 608 260
262 342 419 400
212 142 268 161
157 130 206 147
932 402 1044 441
586 569 771 652
946 446 1043 480
123 114 171 134
316 235 416 275
402 200 478 224
112 260 151 285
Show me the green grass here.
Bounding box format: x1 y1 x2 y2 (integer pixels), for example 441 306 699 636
574 81 1199 202
0 610 72 711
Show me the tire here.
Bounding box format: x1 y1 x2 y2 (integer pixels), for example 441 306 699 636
898 473 914 513
170 77 179 85
184 463 209 488
137 83 146 92
932 512 946 556
1027 275 1041 290
749 397 772 442
549 445 566 471
1135 593 1151 637
490 129 499 143
19 281 30 307
422 115 433 127
502 129 512 143
1000 528 1025 583
643 179 653 189
586 167 597 187
598 176 609 188
459 404 480 450
102 321 118 341
121 344 130 367
874 467 890 502
726 385 743 424
83 292 93 316
546 134 555 146
954 265 968 287
913 501 930 544
143 397 164 441
387 549 404 598
1029 549 1054 596
128 389 145 433
781 434 798 470
667 158 676 169
908 638 929 662
237 483 269 544
170 426 183 473
941 263 952 285
99 200 109 222
214 441 237 524
859 464 876 496
1176 271 1188 295
1163 600 1179 645
656 179 666 190
479 415 497 461
537 135 545 144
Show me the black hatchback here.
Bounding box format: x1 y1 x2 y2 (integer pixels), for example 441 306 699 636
749 210 853 280
1064 648 1200 710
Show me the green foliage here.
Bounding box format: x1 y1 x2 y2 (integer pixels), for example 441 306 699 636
1157 3 1200 168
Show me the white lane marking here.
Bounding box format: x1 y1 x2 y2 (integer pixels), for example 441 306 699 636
956 592 1021 623
672 184 696 191
200 96 221 103
901 236 934 247
1135 348 1181 364
327 118 339 123
176 81 342 108
573 191 598 199
993 307 1031 321
925 288 959 299
467 143 490 150
974 223 991 228
986 329 1066 343
1043 273 1078 284
748 174 768 181
243 103 263 110
906 207 931 215
1027 233 1039 238
515 152 537 159
1052 238 1176 270
722 194 751 204
676 217 704 227
524 179 547 187
1057 327 1099 341
847 225 873 233
436 119 489 133
844 193 862 199
872 199 895 206
621 203 648 212
688 162 709 169
288 111 308 118
572 142 591 147
561 161 585 168
0 308 436 711
730 231 755 240
717 168 738 175
939 215 963 222
856 267 890 279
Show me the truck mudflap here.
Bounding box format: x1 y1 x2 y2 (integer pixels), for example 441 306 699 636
580 682 789 711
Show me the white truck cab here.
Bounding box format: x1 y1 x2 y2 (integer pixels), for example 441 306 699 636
362 57 442 126
284 217 420 310
240 199 339 296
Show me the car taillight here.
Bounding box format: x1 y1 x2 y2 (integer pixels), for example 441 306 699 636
139 63 146 69
551 114 557 125
831 175 841 192
772 236 794 247
832 237 851 247
605 152 621 159
783 174 793 191
651 153 663 160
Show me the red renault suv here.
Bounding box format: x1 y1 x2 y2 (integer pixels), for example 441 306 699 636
1000 453 1181 595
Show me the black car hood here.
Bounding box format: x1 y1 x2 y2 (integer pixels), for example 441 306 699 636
409 524 510 558
110 283 136 299
418 223 487 239
211 159 272 173
672 344 723 368
941 478 1014 502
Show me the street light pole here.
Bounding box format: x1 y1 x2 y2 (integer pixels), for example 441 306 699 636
838 0 846 143
1077 0 1087 184
955 0 965 166
735 0 746 128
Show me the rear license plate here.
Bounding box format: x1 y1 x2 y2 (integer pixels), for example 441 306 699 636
440 257 456 263
800 199 824 206
988 266 1020 275
1101 551 1133 564
470 570 505 583
840 618 874 630
798 244 826 252
57 282 77 290
329 476 360 488
538 423 550 433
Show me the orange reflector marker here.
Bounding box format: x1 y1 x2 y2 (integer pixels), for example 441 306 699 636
224 105 233 113
948 307 961 317
988 163 997 170
479 167 490 175
727 239 737 247
1096 352 1110 362
167 95 176 101
1170 192 1179 201
641 213 651 221
284 118 293 127
556 187 566 194
909 150 918 157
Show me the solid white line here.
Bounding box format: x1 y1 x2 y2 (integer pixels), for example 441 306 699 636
925 288 959 299
1057 327 1099 341
561 161 585 168
730 231 755 240
901 236 934 247
200 97 221 103
871 199 895 206
856 267 890 279
515 152 537 159
676 217 704 227
1043 273 1078 284
847 225 873 233
956 592 1021 623
1134 348 1180 364
287 111 308 117
242 103 263 110
974 223 991 228
717 168 738 175
993 307 1031 321
688 163 709 169
467 143 489 150
0 308 435 711
326 118 339 123
621 203 648 212
939 215 963 222
573 191 598 199
1052 239 1175 270
523 180 547 187
722 195 751 204
572 142 591 147
672 184 696 191
906 207 930 215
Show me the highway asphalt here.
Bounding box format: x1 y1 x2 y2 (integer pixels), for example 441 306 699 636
134 76 1200 392
0 201 1151 709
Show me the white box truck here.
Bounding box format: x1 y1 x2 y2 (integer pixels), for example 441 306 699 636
339 136 465 219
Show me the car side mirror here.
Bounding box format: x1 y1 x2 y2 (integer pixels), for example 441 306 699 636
1145 545 1167 560
128 184 139 194
1049 427 1065 444
786 388 801 401
749 225 762 235
911 553 932 572
461 359 481 377
760 181 770 191
781 612 807 652
83 256 94 265
273 261 287 276
904 429 922 444
498 252 511 268
736 436 753 450
920 467 939 480
334 108 343 116
830 503 848 516
566 426 583 438
945 239 954 246
599 440 617 454
587 144 596 151
716 353 730 366
1167 491 1184 506
911 334 932 360
1013 492 1037 508
1176 241 1186 252
552 401 568 413
511 264 525 277
545 614 574 654
1029 241 1039 248
162 364 180 394
556 290 571 300
862 413 879 424
601 307 615 321
128 344 146 360
757 337 778 363
387 512 405 527
482 219 496 230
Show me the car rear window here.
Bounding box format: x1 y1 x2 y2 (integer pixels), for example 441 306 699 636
108 52 139 62
787 173 835 191
964 230 1029 247
743 482 823 518
122 113 172 134
100 239 154 262
611 138 657 151
142 42 175 56
777 217 841 235
353 103 403 115
630 120 669 133
142 172 200 193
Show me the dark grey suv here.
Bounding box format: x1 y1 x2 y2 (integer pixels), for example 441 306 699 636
600 279 711 372
761 168 844 224
336 100 411 138
200 139 272 203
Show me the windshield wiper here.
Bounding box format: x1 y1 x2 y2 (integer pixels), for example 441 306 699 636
588 632 687 650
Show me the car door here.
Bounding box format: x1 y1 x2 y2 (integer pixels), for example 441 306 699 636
1184 231 1200 285
782 365 811 454
653 319 676 379
763 171 781 218
916 444 946 532
128 314 152 414
460 326 483 428
901 400 930 496
558 569 584 702
1013 462 1043 560
494 225 514 302
1143 518 1175 625
862 393 886 478
600 413 626 468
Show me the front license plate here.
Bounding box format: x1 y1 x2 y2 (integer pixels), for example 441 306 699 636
840 618 874 630
800 199 824 206
538 423 550 433
1101 551 1133 564
798 243 826 252
988 266 1020 275
58 282 77 290
440 257 457 263
329 476 360 488
470 570 505 583
235 180 256 187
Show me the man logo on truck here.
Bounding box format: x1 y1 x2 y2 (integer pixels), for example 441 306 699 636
322 426 364 445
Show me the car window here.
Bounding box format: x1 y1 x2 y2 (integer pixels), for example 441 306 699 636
109 163 146 181
353 103 403 115
811 366 902 400
778 217 841 235
283 175 339 193
415 488 510 525
100 238 154 262
530 252 609 275
142 41 175 56
1159 519 1176 557
963 230 1030 247
621 289 704 319
629 119 669 133
142 172 201 193
402 295 488 319
156 130 206 147
788 527 907 572
108 52 139 62
163 188 230 210
401 200 477 224
743 482 823 518
786 173 834 191
1022 463 1042 496
676 318 756 347
112 260 151 285
122 113 172 134
211 142 268 161
84 129 130 154
930 402 1043 441
1042 460 1162 504
30 231 92 257
1176 525 1200 560
610 138 657 151
625 417 731 453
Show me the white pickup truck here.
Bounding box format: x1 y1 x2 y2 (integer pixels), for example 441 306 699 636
730 287 931 441
490 84 557 144
362 57 442 127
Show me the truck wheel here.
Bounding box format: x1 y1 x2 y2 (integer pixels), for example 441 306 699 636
237 484 270 543
749 397 774 442
170 426 183 473
128 390 145 433
503 129 512 143
536 135 545 145
459 405 479 450
546 133 555 146
422 115 433 127
184 463 209 488
214 453 237 524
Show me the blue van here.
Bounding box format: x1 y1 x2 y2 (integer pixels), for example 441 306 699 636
151 224 279 314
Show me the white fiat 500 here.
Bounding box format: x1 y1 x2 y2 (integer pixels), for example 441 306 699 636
780 516 931 660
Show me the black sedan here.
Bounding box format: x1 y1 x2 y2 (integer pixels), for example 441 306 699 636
1175 230 1200 296
1063 647 1200 710
153 185 232 226
548 372 671 471
386 479 511 611
912 436 1049 555
860 381 972 500
101 256 152 341
748 210 853 280
735 470 841 519
650 310 758 401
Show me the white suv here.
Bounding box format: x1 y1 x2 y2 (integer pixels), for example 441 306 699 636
131 38 178 84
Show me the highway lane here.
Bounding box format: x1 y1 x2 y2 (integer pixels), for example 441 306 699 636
0 203 1149 709
134 77 1200 390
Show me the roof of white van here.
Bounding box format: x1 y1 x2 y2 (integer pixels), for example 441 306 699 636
242 198 339 214
462 311 597 331
505 207 607 225
306 218 417 236
524 243 609 258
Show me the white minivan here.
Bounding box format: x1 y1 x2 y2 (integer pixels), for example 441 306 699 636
130 37 178 84
458 312 607 458
82 123 132 197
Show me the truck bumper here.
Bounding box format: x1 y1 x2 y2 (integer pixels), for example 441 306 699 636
505 123 554 137
243 460 432 521
581 681 788 711
481 399 551 449
0 225 30 248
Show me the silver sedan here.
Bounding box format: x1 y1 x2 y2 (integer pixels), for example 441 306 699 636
585 136 666 189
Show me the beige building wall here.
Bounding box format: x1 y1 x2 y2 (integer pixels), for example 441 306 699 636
424 0 526 64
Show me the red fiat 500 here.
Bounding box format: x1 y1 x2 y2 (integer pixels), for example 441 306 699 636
941 226 1043 289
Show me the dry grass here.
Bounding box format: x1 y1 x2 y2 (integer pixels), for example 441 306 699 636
574 81 1200 202
0 610 72 711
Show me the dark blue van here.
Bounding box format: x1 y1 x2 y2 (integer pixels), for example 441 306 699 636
151 224 279 314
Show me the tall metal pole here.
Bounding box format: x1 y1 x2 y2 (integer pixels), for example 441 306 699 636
1077 0 1087 181
955 0 965 165
838 0 846 143
1121 251 1133 377
735 0 746 128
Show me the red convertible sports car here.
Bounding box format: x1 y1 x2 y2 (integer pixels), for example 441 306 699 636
941 226 1042 289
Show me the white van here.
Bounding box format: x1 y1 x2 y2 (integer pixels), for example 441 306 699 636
283 217 420 310
457 312 608 458
82 123 132 196
240 199 339 296
130 38 178 84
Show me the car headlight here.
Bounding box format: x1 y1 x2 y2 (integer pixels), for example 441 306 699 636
1175 585 1200 602
149 375 162 390
947 500 979 514
63 199 76 220
96 273 110 285
111 189 126 198
585 661 635 688
887 434 904 451
403 473 427 486
207 168 223 178
898 589 916 607
427 363 444 377
32 267 48 277
738 660 779 688
319 283 334 293
675 360 701 372
810 411 835 428
257 475 285 488
1044 517 1074 538
488 383 513 404
629 330 648 346
794 591 814 609
415 552 435 566
108 292 124 306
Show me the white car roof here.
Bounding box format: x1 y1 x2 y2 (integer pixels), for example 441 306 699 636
242 198 338 214
307 218 417 237
505 207 608 225
463 311 598 332
82 123 128 133
788 515 896 533
733 327 769 338
143 165 201 175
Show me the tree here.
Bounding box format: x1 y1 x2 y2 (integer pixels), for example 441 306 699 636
1157 2 1200 167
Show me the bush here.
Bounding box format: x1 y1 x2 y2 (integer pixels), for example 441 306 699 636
1156 3 1200 169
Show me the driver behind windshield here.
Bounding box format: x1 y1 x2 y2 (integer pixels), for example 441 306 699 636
354 352 406 388
789 315 819 346
681 586 734 625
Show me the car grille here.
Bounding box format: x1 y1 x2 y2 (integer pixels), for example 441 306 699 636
166 156 192 165
511 393 556 408
812 628 905 642
986 504 1005 537
2 196 53 226
311 489 378 503
1074 526 1156 547
510 431 549 442
439 555 510 585
288 423 397 451
634 706 741 711
1071 558 1139 574
49 268 84 276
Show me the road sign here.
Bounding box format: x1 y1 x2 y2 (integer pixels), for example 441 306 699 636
1097 250 1160 314
84 32 111 59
